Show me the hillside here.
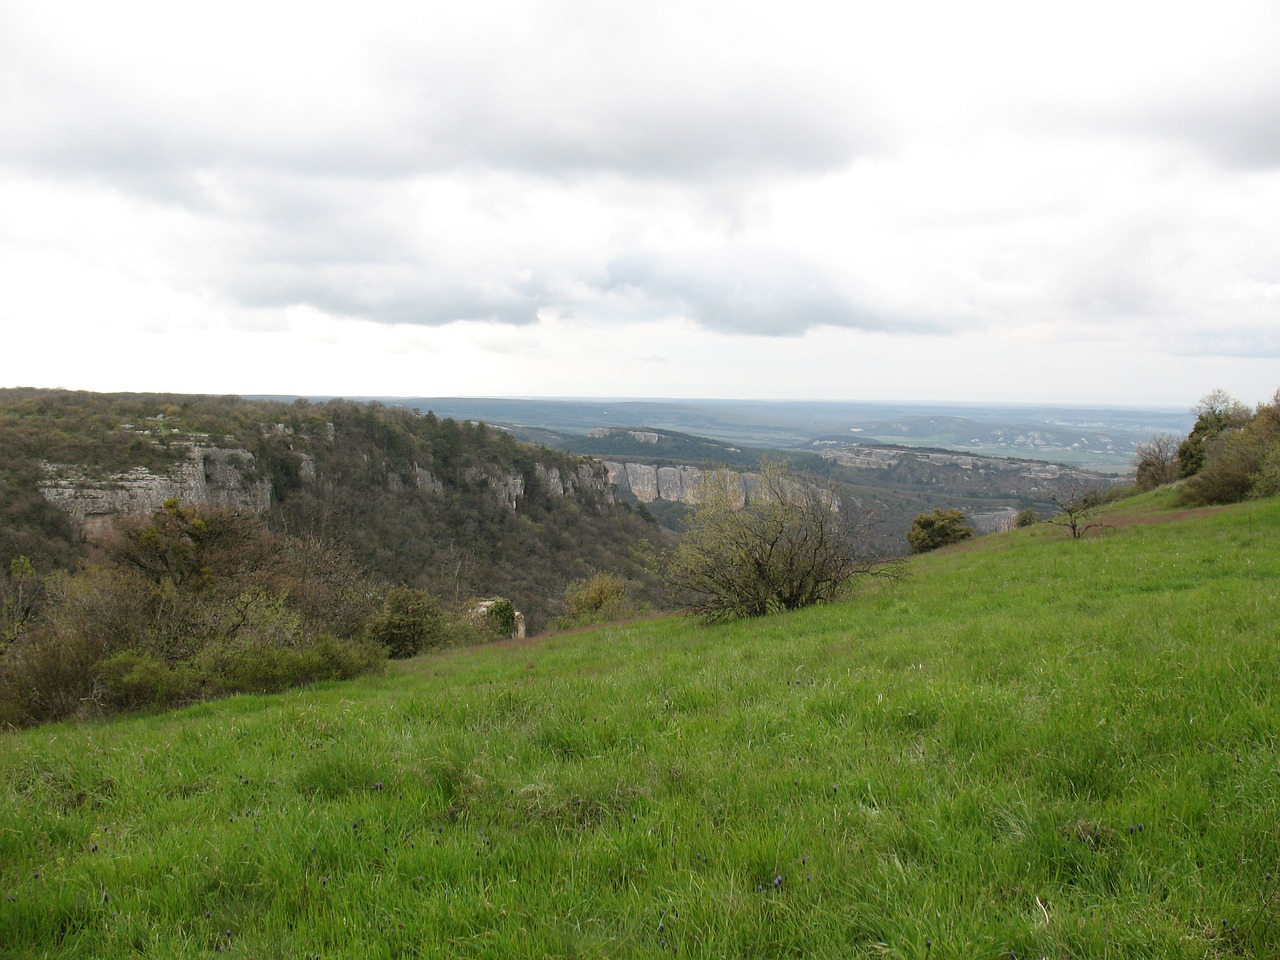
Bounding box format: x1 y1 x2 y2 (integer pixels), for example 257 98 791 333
3 492 1277 957
332 396 1188 473
0 389 668 630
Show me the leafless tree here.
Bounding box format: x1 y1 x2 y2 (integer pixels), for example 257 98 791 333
1133 433 1181 490
1047 483 1108 539
665 459 900 622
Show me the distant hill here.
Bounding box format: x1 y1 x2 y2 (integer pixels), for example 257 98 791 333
0 389 668 631
281 396 1191 473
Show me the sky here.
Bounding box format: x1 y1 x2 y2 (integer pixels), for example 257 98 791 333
2 1 1278 409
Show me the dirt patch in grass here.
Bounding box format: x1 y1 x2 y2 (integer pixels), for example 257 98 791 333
1102 505 1226 527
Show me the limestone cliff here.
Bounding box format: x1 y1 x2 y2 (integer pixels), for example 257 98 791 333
40 446 272 538
465 461 615 512
603 461 763 507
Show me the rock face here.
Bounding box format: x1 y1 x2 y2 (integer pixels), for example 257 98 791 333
459 461 615 512
968 508 1019 535
603 461 759 507
40 447 272 538
40 437 619 535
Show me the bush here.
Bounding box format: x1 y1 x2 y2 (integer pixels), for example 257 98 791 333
1015 508 1039 527
1177 389 1252 479
665 460 898 622
1047 484 1107 539
553 572 643 629
907 509 974 554
98 651 198 711
466 597 518 639
1179 389 1280 505
0 499 399 726
1252 446 1280 499
362 587 454 659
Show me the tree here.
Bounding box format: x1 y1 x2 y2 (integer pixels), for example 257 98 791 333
906 509 974 554
1015 508 1039 528
362 587 451 659
1178 389 1251 478
1 556 42 644
1179 388 1280 504
105 499 281 596
1047 483 1107 539
665 460 898 622
1133 433 1181 490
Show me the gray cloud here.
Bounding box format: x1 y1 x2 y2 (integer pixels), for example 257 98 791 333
0 11 881 198
602 251 905 336
1132 90 1280 170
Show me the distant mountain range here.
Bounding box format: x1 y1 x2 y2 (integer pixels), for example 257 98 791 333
250 397 1192 474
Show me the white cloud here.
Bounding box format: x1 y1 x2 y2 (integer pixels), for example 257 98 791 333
1 0 1278 406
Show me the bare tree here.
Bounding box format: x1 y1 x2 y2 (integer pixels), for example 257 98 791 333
1133 433 1181 490
665 459 900 622
1047 483 1108 539
1 556 43 644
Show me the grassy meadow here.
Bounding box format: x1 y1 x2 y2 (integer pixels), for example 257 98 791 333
2 491 1279 958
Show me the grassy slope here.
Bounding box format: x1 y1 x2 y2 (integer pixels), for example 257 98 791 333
2 492 1278 958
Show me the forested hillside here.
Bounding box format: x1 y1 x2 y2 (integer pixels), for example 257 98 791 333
0 389 667 632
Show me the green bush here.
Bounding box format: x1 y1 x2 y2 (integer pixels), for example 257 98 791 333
1015 508 1039 527
553 572 642 629
362 588 458 658
311 635 388 680
98 652 198 711
665 461 896 622
1177 389 1252 479
1179 390 1280 505
471 597 517 639
1252 446 1280 499
0 626 109 724
194 635 385 697
907 509 974 554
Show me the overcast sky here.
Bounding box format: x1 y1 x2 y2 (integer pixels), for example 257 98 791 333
2 1 1278 408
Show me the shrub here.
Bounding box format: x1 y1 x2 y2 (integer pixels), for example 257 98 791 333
310 635 387 680
1252 446 1280 499
553 572 642 629
907 509 974 554
467 597 517 639
362 588 454 659
1179 389 1280 505
194 635 385 697
1 556 42 645
1047 484 1107 539
1015 508 1039 527
0 625 109 724
98 651 198 711
665 460 898 622
1177 389 1252 478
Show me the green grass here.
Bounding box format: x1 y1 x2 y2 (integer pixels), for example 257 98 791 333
3 493 1279 958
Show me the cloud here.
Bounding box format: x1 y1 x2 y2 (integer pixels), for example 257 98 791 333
1126 91 1280 171
0 4 883 196
2 0 1279 406
601 250 891 336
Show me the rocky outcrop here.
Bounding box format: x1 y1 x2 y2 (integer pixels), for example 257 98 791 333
40 447 272 538
464 466 526 512
968 508 1019 535
603 461 761 507
458 460 615 512
657 465 704 503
